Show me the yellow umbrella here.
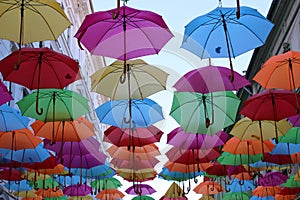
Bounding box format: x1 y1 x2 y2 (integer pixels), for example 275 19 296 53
14 190 38 198
69 196 93 200
163 182 185 198
294 169 300 181
199 195 215 200
23 172 50 181
91 59 169 100
115 168 157 182
229 117 292 141
0 0 71 45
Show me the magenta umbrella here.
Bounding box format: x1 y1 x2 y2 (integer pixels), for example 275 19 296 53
167 127 228 150
258 171 288 186
174 66 250 93
125 183 156 196
288 114 300 127
0 80 13 105
63 184 92 196
59 152 107 169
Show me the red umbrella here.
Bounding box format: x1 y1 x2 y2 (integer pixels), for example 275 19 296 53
205 161 246 177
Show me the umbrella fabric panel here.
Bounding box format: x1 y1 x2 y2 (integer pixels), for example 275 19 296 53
0 104 30 131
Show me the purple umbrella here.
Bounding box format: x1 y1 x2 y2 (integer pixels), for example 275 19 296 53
44 136 101 155
125 183 156 196
288 114 300 127
63 184 92 196
0 80 13 105
167 127 228 149
174 66 251 93
258 171 288 186
59 152 107 169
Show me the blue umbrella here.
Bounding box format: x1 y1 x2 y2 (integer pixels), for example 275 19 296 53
4 180 32 191
250 196 275 200
68 164 116 178
0 104 30 131
182 6 274 80
225 178 255 192
158 167 204 181
0 143 51 163
270 142 300 155
56 175 85 186
95 98 164 128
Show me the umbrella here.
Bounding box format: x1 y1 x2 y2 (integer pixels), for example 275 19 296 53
164 161 212 175
162 182 186 199
17 89 89 122
217 152 263 166
111 157 160 170
225 178 255 192
4 180 32 191
275 194 296 200
258 172 288 186
253 51 300 90
0 104 30 131
132 196 155 200
223 192 250 200
125 184 156 196
14 190 39 198
181 6 273 81
63 184 92 196
68 196 92 200
159 167 204 182
193 181 223 195
68 164 116 179
199 196 214 200
56 175 85 187
29 177 59 190
95 188 125 199
91 178 122 191
0 80 13 105
104 125 163 147
281 175 300 188
270 142 300 155
253 186 281 197
115 168 157 182
279 127 300 144
0 0 71 45
288 114 300 127
91 59 168 99
32 117 94 143
96 98 164 128
174 65 250 93
170 91 240 134
0 169 23 181
60 152 107 169
205 162 246 177
36 188 64 198
75 5 173 60
167 127 228 150
250 196 274 200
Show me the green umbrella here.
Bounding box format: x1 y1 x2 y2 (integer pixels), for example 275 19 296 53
170 91 240 135
132 196 155 200
91 178 122 190
44 197 67 200
223 192 250 200
279 127 300 144
17 89 89 121
217 152 263 166
29 177 59 189
281 175 300 188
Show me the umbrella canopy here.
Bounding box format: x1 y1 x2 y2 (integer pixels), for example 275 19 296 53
225 178 255 192
91 178 122 190
288 114 300 127
174 66 250 93
205 162 246 177
14 190 39 198
167 127 228 149
253 186 281 197
193 181 223 195
68 196 92 200
75 5 173 60
199 196 215 200
0 47 80 90
0 80 13 105
115 168 157 182
279 127 300 144
17 89 89 122
60 152 107 169
250 196 274 200
170 91 240 134
163 182 185 198
104 125 163 147
111 157 160 170
125 184 156 196
63 184 92 197
0 0 71 45
270 142 300 155
281 175 300 188
36 188 64 198
182 6 273 80
258 172 288 186
96 98 164 128
95 188 125 199
217 152 263 165
56 175 85 186
91 59 168 100
32 117 94 142
4 180 32 191
29 177 59 189
0 104 30 132
229 117 292 141
159 167 204 181
132 196 155 200
223 192 250 200
253 51 300 90
68 164 116 178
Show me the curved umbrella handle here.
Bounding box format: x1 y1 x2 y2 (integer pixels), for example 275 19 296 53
35 88 43 115
236 0 240 19
239 179 244 185
225 186 231 192
112 0 121 19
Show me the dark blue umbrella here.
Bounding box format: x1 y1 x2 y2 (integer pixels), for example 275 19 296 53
182 6 274 81
0 104 30 131
95 98 164 128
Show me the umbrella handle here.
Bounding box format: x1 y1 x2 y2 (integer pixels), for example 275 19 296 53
236 0 240 19
225 186 231 192
35 90 43 115
112 0 121 19
239 179 244 185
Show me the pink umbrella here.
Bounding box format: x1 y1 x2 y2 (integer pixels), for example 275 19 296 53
174 66 250 93
167 127 228 149
0 80 13 105
63 184 92 196
125 183 156 196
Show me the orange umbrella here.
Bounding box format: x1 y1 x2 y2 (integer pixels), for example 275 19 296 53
253 50 300 90
253 186 281 197
222 137 275 155
31 117 94 142
164 161 212 173
22 196 43 200
0 128 42 150
36 188 64 198
193 181 223 195
95 189 124 199
231 172 253 180
275 194 296 200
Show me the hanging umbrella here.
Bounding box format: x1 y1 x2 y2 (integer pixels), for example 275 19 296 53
32 117 94 143
36 188 64 198
258 172 288 186
68 196 92 200
17 89 89 122
281 175 300 188
96 98 164 128
91 178 122 191
262 153 297 165
274 194 296 200
132 196 155 200
0 80 13 105
270 142 300 155
217 152 263 166
288 114 300 127
250 196 274 200
104 125 163 147
91 59 169 100
174 65 250 93
253 186 281 197
68 164 116 179
181 6 273 81
0 0 71 46
115 168 157 182
159 167 204 182
111 157 160 170
164 161 212 174
223 192 250 200
193 181 223 195
167 127 228 150
4 180 32 191
63 184 92 197
75 5 173 60
0 104 30 131
279 127 300 144
60 152 107 169
225 178 255 192
199 196 214 200
162 182 186 199
205 161 246 177
56 175 85 187
253 51 300 90
248 161 287 172
0 169 23 181
170 91 240 134
125 183 156 196
14 190 39 198
20 155 59 170
29 177 59 190
95 188 125 199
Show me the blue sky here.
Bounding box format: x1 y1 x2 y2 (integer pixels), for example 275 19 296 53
91 1 273 199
